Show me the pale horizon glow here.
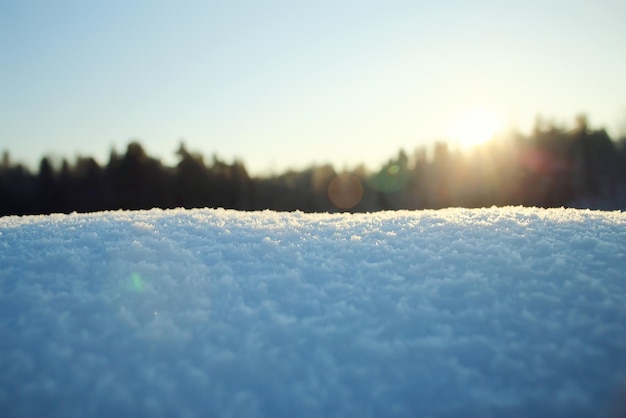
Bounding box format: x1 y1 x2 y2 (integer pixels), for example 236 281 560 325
1 1 625 175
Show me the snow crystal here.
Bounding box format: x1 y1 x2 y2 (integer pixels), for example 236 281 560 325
1 207 625 417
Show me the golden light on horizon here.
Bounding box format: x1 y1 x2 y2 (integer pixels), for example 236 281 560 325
446 107 502 148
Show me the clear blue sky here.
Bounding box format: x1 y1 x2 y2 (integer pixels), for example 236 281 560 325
1 0 625 175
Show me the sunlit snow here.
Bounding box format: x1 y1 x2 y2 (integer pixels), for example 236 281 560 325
1 207 625 417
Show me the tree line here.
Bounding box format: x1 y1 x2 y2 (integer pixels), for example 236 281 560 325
2 115 626 216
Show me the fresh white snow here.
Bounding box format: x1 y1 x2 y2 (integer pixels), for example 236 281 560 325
1 207 625 418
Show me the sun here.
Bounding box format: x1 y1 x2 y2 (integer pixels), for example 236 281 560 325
446 107 502 148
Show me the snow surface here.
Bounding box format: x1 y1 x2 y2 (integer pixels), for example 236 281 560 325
1 207 626 418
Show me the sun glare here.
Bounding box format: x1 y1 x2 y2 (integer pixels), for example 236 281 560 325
446 107 502 148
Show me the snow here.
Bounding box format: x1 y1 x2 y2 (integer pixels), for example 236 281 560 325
1 207 626 417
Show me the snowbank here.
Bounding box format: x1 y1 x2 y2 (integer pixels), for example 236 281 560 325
1 207 625 417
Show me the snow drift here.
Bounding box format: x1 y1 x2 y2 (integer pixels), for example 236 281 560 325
1 207 625 417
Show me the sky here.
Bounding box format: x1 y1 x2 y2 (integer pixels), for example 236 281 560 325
1 207 626 417
1 1 625 175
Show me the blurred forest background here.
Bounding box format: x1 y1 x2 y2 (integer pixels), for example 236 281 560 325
2 115 626 216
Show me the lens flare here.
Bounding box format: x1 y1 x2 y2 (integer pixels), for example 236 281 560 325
371 164 408 193
387 165 400 175
130 273 144 292
328 174 363 209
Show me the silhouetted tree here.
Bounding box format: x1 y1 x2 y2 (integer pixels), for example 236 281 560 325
108 142 169 210
36 157 58 214
2 115 626 217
